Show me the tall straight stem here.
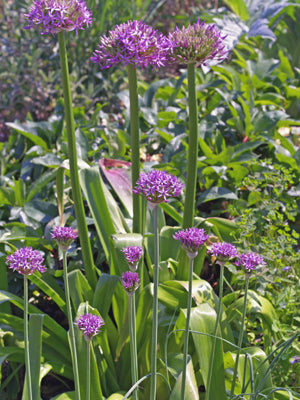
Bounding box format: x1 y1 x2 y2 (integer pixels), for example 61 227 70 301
24 275 33 400
128 65 142 234
62 251 81 400
129 294 139 400
206 262 224 400
58 31 97 290
150 205 159 400
86 340 91 400
183 62 198 229
230 274 250 398
181 256 194 400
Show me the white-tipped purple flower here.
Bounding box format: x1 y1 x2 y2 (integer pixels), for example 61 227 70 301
237 252 266 273
173 227 209 259
121 246 143 272
208 242 238 261
169 19 228 66
7 247 46 275
133 170 184 204
121 271 140 295
75 313 104 341
24 0 92 35
51 226 78 251
91 20 172 70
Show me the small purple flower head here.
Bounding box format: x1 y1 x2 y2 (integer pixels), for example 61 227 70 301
51 226 78 251
133 170 184 204
121 246 143 272
24 0 92 35
7 247 46 276
208 242 238 261
238 252 266 273
290 356 300 365
282 266 291 272
121 271 140 295
173 228 209 258
169 19 228 66
75 313 104 341
91 20 172 70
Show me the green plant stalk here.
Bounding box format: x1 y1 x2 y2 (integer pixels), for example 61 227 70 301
86 340 91 400
129 294 139 400
150 205 159 400
206 262 225 400
58 31 97 290
230 274 250 398
24 275 33 400
128 64 142 234
62 251 81 400
181 256 195 400
183 62 198 229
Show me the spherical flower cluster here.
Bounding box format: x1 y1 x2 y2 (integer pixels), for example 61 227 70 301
121 246 143 271
133 170 184 204
75 313 104 341
169 19 228 66
51 226 78 251
121 271 140 295
91 20 172 70
173 227 209 258
208 242 238 261
237 252 266 273
7 247 46 275
24 0 92 35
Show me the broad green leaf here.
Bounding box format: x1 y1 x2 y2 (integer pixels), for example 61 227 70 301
30 154 62 167
0 258 10 314
160 203 183 225
160 227 181 261
0 187 15 206
205 217 238 242
6 122 48 150
197 187 238 204
51 392 75 400
169 355 199 400
26 169 58 202
68 269 93 312
93 273 120 319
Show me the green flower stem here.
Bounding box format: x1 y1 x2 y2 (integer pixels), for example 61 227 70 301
206 262 225 400
183 62 198 229
181 256 195 400
58 31 97 290
24 275 33 400
62 251 81 400
150 205 159 400
128 64 142 234
86 340 91 400
129 293 139 400
230 274 250 398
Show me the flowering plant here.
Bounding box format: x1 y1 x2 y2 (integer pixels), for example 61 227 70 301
7 247 46 275
76 313 104 341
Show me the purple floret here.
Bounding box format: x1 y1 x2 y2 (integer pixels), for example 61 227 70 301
91 20 173 70
24 0 92 35
121 271 140 294
7 247 46 275
208 242 238 261
173 227 209 257
169 19 228 66
133 170 184 204
75 313 104 341
51 226 78 251
121 246 143 271
238 252 266 273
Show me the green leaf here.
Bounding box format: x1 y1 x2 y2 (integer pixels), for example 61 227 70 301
197 187 238 204
30 154 62 167
169 355 199 399
50 392 75 400
68 269 93 312
26 169 58 202
93 273 120 319
6 122 48 150
0 187 15 206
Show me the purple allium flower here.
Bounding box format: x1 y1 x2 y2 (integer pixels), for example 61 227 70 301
133 170 184 204
7 247 46 275
173 228 209 258
51 226 78 251
208 242 238 261
91 20 172 70
121 246 143 272
24 0 92 35
75 313 104 341
169 19 228 66
238 252 266 273
121 271 140 295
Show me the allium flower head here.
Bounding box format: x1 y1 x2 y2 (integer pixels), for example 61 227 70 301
209 242 238 261
121 271 140 295
75 313 104 341
133 170 184 204
173 228 209 258
237 252 266 273
169 19 228 66
121 246 143 271
7 247 46 275
51 226 78 251
91 20 172 69
24 0 92 35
